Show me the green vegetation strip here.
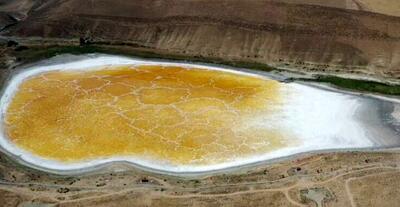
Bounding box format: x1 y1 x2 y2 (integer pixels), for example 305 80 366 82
304 76 400 96
10 45 400 96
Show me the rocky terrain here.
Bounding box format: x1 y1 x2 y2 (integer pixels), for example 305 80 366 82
0 0 400 81
0 0 399 206
0 148 399 207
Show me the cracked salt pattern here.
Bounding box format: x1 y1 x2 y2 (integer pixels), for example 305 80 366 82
5 65 288 165
0 55 383 172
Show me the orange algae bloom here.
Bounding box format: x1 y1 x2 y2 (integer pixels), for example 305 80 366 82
5 65 287 165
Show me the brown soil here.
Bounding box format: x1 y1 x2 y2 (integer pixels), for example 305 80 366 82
0 147 399 206
0 1 400 206
1 0 400 80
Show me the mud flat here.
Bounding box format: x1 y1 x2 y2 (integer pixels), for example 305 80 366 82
0 54 399 175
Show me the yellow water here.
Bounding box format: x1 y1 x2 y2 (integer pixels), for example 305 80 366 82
5 65 287 165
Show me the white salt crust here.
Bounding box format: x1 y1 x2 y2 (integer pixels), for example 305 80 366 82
0 55 380 173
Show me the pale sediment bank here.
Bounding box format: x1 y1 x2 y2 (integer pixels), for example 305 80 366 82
0 54 399 174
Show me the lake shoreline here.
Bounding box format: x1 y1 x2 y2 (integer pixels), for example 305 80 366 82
0 54 399 176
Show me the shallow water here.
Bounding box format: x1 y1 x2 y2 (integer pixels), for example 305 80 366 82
0 55 399 172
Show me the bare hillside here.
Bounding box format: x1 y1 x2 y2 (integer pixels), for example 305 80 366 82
1 0 399 79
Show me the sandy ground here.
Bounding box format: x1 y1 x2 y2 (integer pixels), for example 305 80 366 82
0 149 399 207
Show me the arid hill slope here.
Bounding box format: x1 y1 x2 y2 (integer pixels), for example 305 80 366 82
1 0 400 79
276 0 400 17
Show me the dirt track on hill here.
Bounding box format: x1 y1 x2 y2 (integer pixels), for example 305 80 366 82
0 1 400 206
1 0 400 80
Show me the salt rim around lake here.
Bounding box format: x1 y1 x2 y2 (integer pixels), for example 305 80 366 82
0 54 397 173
